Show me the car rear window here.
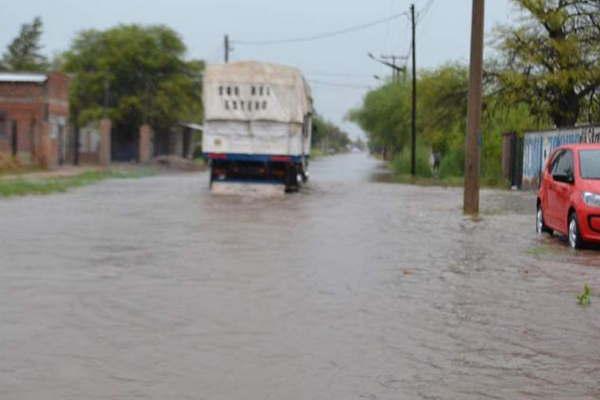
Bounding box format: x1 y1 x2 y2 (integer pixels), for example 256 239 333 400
580 150 600 179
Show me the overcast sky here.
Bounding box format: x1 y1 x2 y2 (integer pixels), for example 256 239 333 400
1 0 517 139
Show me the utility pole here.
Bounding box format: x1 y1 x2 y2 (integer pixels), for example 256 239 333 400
410 3 417 177
463 0 485 215
380 55 404 83
224 34 230 63
368 53 406 83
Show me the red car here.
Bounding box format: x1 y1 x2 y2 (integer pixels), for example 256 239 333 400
537 143 600 249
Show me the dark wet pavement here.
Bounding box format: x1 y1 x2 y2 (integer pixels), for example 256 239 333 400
1 153 599 399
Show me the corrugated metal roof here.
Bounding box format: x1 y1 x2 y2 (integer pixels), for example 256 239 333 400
0 73 48 83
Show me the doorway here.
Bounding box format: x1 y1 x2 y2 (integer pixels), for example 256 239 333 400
11 120 17 156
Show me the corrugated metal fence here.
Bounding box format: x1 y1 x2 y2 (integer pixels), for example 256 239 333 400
521 125 600 189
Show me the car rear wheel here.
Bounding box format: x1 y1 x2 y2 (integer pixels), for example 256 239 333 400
568 212 585 249
536 205 552 235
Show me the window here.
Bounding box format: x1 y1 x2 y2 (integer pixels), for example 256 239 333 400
552 150 573 177
549 150 564 173
226 86 231 96
240 101 245 110
266 87 271 95
248 101 252 111
219 86 223 96
259 86 264 96
232 101 237 110
580 150 600 179
224 100 230 110
234 86 239 96
255 101 260 110
262 101 267 110
251 86 256 95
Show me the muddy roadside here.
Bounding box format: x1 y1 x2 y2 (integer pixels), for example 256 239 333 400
0 156 207 197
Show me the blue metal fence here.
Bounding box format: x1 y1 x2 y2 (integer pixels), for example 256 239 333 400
522 126 600 189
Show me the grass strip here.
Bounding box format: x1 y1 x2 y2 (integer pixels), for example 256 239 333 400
0 168 156 198
392 174 508 189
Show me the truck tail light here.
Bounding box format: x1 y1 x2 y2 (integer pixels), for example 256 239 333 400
270 155 291 162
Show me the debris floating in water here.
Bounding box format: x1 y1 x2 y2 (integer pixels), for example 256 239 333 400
577 284 591 306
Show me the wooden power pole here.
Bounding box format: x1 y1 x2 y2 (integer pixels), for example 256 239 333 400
463 0 485 215
224 34 230 63
410 4 417 176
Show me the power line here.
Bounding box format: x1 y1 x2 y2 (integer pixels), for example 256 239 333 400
307 71 374 78
372 1 429 81
417 0 435 23
233 12 409 45
308 80 372 90
384 0 394 54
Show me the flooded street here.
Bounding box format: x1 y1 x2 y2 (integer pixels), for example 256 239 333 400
1 153 599 399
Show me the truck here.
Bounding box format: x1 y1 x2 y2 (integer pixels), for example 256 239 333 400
202 61 313 192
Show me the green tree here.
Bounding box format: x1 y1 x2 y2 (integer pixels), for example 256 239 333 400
493 0 600 127
347 79 412 159
348 67 467 160
312 115 351 153
2 17 49 71
349 63 544 182
63 24 203 144
418 64 468 155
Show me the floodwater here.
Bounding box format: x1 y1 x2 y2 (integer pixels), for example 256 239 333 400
1 153 599 399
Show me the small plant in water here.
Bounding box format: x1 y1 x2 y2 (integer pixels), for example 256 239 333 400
577 284 591 306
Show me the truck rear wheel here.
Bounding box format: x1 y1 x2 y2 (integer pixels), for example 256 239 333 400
209 166 216 189
285 164 299 192
300 165 308 183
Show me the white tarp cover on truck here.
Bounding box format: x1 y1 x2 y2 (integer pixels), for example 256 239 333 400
202 61 313 157
203 61 312 123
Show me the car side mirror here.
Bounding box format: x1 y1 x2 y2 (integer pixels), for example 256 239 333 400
553 173 574 184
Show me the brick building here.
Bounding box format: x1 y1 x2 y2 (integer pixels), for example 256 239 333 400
0 72 70 168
